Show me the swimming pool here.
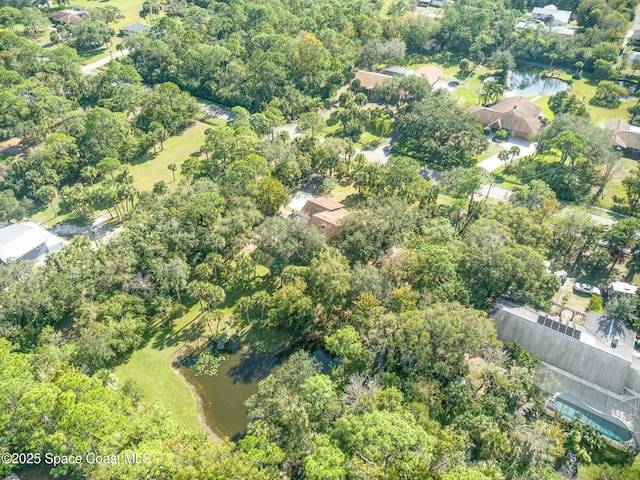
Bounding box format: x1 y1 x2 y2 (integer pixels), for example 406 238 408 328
555 396 633 443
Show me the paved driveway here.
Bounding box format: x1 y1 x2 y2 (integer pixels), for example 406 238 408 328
478 136 537 173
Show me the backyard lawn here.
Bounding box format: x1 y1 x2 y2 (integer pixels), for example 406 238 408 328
477 142 503 162
27 120 209 226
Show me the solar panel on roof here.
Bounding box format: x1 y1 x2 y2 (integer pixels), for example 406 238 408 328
536 314 581 340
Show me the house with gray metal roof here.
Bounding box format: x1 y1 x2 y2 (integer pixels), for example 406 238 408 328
0 222 66 264
492 303 640 445
532 5 572 26
120 22 153 36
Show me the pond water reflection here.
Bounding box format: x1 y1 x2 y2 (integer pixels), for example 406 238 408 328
505 69 569 97
182 348 332 441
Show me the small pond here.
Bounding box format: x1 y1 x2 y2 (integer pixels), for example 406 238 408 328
505 69 569 97
181 348 332 441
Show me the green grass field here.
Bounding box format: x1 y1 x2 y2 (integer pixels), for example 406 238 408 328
114 304 206 433
27 121 209 226
68 0 149 31
130 121 209 192
477 142 502 162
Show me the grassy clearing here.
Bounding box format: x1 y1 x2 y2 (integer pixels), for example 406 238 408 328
114 304 206 432
436 194 456 205
67 0 148 30
532 94 554 120
27 121 208 226
130 121 208 191
329 183 357 203
76 37 127 66
114 265 287 432
596 156 637 209
548 71 637 125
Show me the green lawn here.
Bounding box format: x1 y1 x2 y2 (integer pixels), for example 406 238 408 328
546 71 637 125
596 156 637 209
476 142 502 162
67 0 149 31
532 94 554 120
114 304 206 433
27 121 209 226
76 37 126 66
130 121 209 192
114 264 289 434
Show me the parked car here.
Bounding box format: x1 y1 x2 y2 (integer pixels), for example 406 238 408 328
573 283 601 296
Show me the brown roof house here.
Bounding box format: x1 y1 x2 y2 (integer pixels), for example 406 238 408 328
467 96 542 140
49 8 88 25
605 119 640 157
415 65 443 86
352 70 392 95
297 197 349 240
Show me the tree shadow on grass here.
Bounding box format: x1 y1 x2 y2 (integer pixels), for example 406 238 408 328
151 312 207 350
132 150 159 166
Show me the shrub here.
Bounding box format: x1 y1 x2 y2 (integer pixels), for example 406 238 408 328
494 129 508 142
587 295 603 312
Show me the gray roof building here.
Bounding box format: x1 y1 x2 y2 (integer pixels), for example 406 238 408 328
120 22 153 36
0 221 66 264
532 5 572 26
492 303 640 445
379 66 416 78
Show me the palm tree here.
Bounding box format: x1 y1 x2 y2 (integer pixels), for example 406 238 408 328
574 61 584 76
80 166 98 186
498 150 510 170
236 296 254 323
37 185 58 217
481 80 504 105
375 113 393 137
168 163 177 182
549 53 558 72
509 145 521 165
251 291 270 322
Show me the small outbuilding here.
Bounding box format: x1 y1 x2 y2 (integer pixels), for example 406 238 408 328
120 22 153 36
607 282 638 297
422 39 442 53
